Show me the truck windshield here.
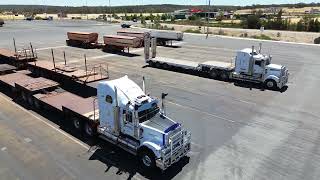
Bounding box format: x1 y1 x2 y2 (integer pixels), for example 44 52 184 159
138 105 160 123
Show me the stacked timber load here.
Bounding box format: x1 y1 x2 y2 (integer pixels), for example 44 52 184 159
67 32 99 43
103 35 142 48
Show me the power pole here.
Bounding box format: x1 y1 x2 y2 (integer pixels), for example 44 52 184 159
109 0 111 22
206 0 211 39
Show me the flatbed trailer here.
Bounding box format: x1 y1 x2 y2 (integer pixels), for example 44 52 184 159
28 61 109 97
0 48 37 68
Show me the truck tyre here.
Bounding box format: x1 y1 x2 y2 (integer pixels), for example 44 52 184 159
85 122 96 137
27 96 34 106
209 70 218 79
163 63 170 69
21 91 27 102
72 117 82 131
220 72 229 81
155 62 161 69
265 79 277 89
33 98 42 110
139 149 156 170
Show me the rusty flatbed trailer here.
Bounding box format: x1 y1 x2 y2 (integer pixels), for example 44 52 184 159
0 48 37 68
28 61 109 96
33 89 99 134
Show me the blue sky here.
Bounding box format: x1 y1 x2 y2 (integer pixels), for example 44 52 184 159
0 0 319 6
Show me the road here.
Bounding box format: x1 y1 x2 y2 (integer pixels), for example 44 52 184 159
0 20 320 180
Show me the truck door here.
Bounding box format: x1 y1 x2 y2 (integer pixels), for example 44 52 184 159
122 111 135 137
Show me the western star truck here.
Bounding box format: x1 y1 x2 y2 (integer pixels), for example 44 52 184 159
144 34 289 90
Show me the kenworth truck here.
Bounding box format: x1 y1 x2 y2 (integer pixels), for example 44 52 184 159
144 34 289 90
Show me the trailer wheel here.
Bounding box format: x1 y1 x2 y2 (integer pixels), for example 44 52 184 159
265 79 277 89
33 98 42 110
148 61 155 67
220 72 230 81
21 91 27 102
72 117 82 130
139 149 156 170
85 122 96 137
163 63 170 69
155 62 161 69
209 70 218 79
27 96 34 106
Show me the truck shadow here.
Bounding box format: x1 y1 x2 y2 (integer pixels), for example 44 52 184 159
89 142 190 180
101 50 141 57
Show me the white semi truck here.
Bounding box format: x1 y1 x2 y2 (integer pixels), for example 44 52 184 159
144 34 289 89
96 76 191 170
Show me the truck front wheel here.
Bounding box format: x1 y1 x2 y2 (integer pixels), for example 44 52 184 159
139 149 156 169
265 79 277 89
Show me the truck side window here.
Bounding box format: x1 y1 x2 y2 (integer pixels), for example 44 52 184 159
123 110 132 123
255 61 262 66
106 95 113 104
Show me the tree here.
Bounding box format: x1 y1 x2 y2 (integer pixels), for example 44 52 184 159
296 19 305 31
308 19 315 32
243 15 261 29
314 19 320 32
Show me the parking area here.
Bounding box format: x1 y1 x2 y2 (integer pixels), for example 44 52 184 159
1 20 320 180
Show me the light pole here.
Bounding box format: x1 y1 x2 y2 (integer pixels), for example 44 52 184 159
206 0 211 39
109 0 111 22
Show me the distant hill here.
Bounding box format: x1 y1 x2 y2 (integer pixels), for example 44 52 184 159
0 3 319 14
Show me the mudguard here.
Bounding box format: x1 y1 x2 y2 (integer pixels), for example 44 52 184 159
140 141 162 158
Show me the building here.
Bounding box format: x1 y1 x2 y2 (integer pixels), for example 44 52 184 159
172 9 232 19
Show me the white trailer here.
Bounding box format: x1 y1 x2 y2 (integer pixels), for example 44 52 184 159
144 34 289 89
118 29 184 46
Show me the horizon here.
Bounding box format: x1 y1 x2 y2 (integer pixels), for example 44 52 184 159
0 1 319 7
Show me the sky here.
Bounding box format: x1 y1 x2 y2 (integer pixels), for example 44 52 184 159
0 0 319 6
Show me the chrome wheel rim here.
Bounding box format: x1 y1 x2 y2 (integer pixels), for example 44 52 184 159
73 119 81 129
142 155 152 167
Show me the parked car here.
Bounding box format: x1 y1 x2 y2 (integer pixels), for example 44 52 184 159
121 24 131 28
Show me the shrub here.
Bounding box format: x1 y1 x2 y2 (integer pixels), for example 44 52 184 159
251 34 274 40
35 16 42 20
184 29 201 34
314 37 320 44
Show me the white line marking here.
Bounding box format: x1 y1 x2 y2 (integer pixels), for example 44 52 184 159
36 45 67 51
167 100 236 123
0 93 90 150
1 147 7 151
24 137 32 143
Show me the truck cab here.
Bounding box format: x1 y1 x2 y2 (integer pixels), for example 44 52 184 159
97 76 191 170
233 47 289 89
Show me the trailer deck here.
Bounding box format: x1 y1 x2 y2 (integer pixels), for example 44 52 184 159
0 48 37 67
28 61 109 84
149 57 199 70
199 61 235 71
15 77 59 93
0 64 16 75
0 71 34 88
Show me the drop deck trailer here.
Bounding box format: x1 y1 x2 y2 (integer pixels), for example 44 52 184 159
0 66 99 137
144 35 289 90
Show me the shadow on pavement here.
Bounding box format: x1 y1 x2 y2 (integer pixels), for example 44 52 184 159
89 142 190 180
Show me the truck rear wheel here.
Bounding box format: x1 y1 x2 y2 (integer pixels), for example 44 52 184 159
209 70 218 79
72 117 82 130
220 72 229 81
139 149 156 170
265 79 277 89
85 122 96 137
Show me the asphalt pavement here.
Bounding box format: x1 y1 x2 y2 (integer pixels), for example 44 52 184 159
0 20 320 180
